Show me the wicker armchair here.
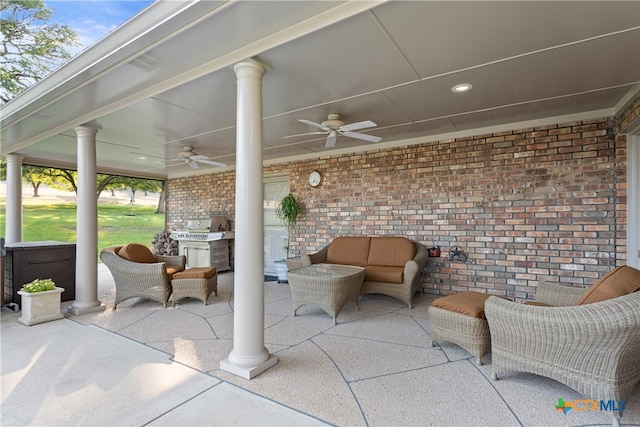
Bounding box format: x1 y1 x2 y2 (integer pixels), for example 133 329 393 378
100 245 186 308
485 280 640 425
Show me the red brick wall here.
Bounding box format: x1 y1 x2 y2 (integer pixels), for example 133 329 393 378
166 117 627 301
167 173 236 231
615 88 640 133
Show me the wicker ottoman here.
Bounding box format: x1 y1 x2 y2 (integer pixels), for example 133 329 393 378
171 267 217 305
428 291 496 365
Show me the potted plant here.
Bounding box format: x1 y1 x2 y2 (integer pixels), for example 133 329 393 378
17 278 65 326
274 193 301 283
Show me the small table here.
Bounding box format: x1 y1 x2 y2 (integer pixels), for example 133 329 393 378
287 263 366 324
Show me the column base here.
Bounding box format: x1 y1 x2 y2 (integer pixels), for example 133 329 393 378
66 302 105 316
220 354 278 380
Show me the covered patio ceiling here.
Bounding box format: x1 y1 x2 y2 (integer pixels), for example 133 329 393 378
1 1 639 179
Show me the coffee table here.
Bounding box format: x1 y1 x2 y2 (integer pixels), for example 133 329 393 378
287 263 366 324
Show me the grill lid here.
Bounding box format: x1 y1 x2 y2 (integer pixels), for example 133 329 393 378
187 218 211 232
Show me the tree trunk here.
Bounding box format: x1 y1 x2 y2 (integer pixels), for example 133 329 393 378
32 182 41 197
156 186 165 214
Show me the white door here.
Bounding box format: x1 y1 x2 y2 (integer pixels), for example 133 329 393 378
264 176 289 275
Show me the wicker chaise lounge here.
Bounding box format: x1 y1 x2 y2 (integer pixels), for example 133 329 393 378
485 266 640 426
100 244 186 308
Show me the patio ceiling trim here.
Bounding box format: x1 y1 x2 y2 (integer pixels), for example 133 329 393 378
1 1 220 126
1 0 388 156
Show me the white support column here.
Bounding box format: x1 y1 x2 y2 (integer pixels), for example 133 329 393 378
67 126 104 315
5 154 24 243
221 59 278 379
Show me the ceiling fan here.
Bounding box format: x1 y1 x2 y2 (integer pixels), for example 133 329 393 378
171 147 226 169
284 113 382 148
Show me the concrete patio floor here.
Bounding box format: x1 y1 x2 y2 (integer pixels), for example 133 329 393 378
2 264 639 426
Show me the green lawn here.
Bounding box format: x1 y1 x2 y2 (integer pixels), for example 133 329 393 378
0 202 165 257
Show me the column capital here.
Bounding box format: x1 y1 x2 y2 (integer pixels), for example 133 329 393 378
233 59 267 79
5 153 25 163
74 125 100 136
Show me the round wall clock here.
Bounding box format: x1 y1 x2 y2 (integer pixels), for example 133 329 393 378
308 170 322 187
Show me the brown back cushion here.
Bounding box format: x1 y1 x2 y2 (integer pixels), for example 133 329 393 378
576 265 640 305
326 237 371 266
367 237 416 267
117 243 157 263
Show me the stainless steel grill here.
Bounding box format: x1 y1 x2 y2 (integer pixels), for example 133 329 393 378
170 217 234 271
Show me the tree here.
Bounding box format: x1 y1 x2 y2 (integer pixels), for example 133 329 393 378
0 159 163 203
155 181 165 214
0 158 62 197
22 165 57 196
1 0 80 104
39 168 122 199
115 177 162 203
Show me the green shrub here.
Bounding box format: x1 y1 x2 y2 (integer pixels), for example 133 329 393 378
21 278 56 293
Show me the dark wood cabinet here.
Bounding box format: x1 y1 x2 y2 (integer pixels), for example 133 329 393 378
3 241 76 307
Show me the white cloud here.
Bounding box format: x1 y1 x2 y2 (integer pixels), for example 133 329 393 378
45 0 153 54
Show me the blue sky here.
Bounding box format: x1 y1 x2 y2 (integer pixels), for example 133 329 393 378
45 0 154 55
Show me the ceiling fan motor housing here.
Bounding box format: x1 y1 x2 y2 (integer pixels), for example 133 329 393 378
322 113 344 129
178 147 194 158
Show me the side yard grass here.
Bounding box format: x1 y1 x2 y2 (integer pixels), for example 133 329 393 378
0 202 165 257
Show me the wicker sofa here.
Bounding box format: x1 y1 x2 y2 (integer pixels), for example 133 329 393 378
485 265 640 425
100 244 186 308
286 236 427 308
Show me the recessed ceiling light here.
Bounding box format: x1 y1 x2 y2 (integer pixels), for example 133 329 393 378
138 156 147 160
451 83 473 93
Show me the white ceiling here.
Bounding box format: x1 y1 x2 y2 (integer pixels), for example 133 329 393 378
1 1 639 179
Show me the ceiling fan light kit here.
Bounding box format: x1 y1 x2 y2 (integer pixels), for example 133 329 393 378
284 113 382 148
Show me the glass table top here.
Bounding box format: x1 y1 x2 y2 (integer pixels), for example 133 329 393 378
289 263 364 278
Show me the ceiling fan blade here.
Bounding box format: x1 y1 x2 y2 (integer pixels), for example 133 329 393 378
299 119 329 131
342 131 381 143
283 131 327 139
188 160 199 169
340 120 377 132
325 134 337 148
197 158 227 167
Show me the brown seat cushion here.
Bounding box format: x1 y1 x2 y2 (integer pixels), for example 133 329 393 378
576 265 640 305
166 266 185 281
367 237 416 267
173 267 217 280
364 265 404 283
431 291 509 319
117 243 157 263
326 237 371 266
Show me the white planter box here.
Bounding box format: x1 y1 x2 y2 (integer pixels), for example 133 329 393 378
17 287 65 326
